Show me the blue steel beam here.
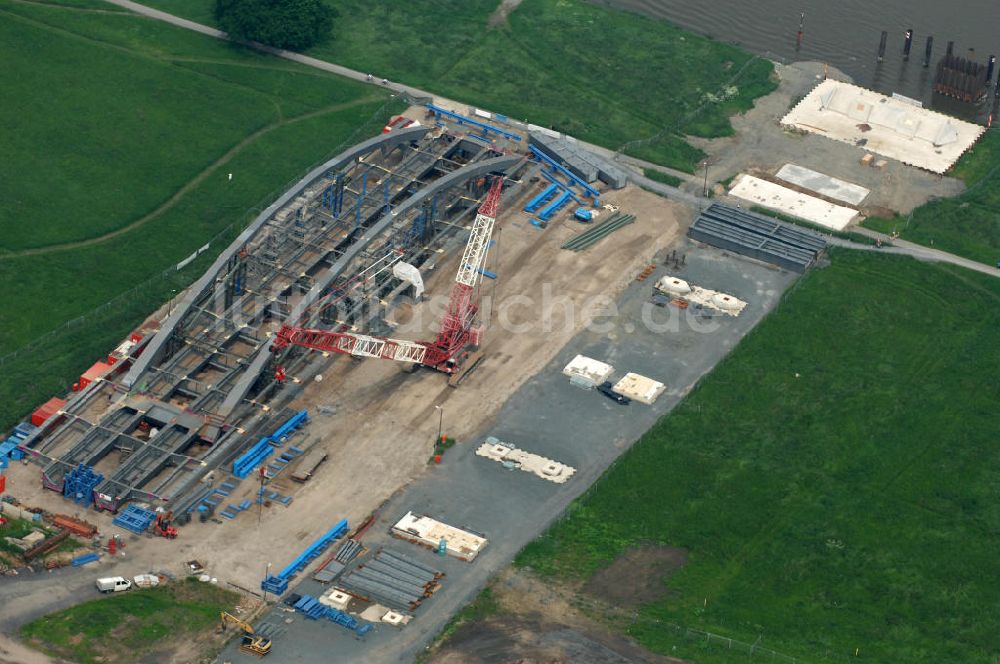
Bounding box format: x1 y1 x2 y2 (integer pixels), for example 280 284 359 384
334 173 344 216
356 171 368 228
529 146 601 199
425 104 522 142
540 170 585 206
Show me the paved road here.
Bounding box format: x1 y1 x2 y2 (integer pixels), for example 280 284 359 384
105 0 997 281
832 226 1000 278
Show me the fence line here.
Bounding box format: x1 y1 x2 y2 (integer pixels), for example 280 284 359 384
640 618 800 662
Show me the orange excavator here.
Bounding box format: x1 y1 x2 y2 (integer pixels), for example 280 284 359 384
153 511 178 539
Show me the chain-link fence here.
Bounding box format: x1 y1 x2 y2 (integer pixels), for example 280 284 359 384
629 615 857 663
645 620 802 662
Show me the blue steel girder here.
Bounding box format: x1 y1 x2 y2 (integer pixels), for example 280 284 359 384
425 104 522 142
529 145 600 199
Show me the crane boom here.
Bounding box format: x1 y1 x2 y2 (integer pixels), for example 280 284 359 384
454 177 503 288
271 176 504 375
275 327 428 364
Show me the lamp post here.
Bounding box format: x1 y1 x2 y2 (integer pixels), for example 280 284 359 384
263 562 272 603
434 405 444 444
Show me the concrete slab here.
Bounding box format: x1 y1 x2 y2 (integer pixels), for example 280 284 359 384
776 163 870 205
612 373 666 405
729 174 858 231
391 512 488 562
475 439 576 484
781 79 984 174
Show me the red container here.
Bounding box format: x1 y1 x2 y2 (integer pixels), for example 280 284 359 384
79 361 112 389
433 454 443 464
31 397 67 427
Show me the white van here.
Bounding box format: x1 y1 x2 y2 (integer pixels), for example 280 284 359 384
96 576 132 593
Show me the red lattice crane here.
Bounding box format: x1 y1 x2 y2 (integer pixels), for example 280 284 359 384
271 176 504 375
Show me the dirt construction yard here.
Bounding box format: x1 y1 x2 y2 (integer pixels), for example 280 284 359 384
1 184 683 597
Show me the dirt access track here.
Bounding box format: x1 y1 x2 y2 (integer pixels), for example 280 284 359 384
2 184 683 596
429 567 687 664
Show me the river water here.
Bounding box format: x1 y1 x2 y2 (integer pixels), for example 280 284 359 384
597 0 1000 112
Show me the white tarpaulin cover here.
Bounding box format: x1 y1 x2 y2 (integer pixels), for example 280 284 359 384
392 261 424 299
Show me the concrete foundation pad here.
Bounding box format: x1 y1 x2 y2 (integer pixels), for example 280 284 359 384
776 163 869 205
320 588 351 610
391 512 488 562
476 439 576 484
359 604 387 622
613 373 666 405
781 79 984 174
729 174 858 231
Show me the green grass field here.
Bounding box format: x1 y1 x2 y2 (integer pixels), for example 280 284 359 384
864 129 1000 265
20 578 238 663
642 168 684 188
0 0 401 429
140 0 777 172
516 250 1000 663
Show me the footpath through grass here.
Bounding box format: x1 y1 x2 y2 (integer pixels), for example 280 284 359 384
20 577 238 664
0 0 401 429
517 250 1000 663
140 0 776 172
863 128 1000 264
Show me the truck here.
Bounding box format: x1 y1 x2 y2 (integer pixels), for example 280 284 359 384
597 381 631 405
96 576 132 593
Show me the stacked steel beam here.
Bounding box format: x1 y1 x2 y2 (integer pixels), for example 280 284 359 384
561 213 636 252
338 548 443 612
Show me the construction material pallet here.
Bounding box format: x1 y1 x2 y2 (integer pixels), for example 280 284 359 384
292 594 368 634
261 518 348 595
112 505 156 534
